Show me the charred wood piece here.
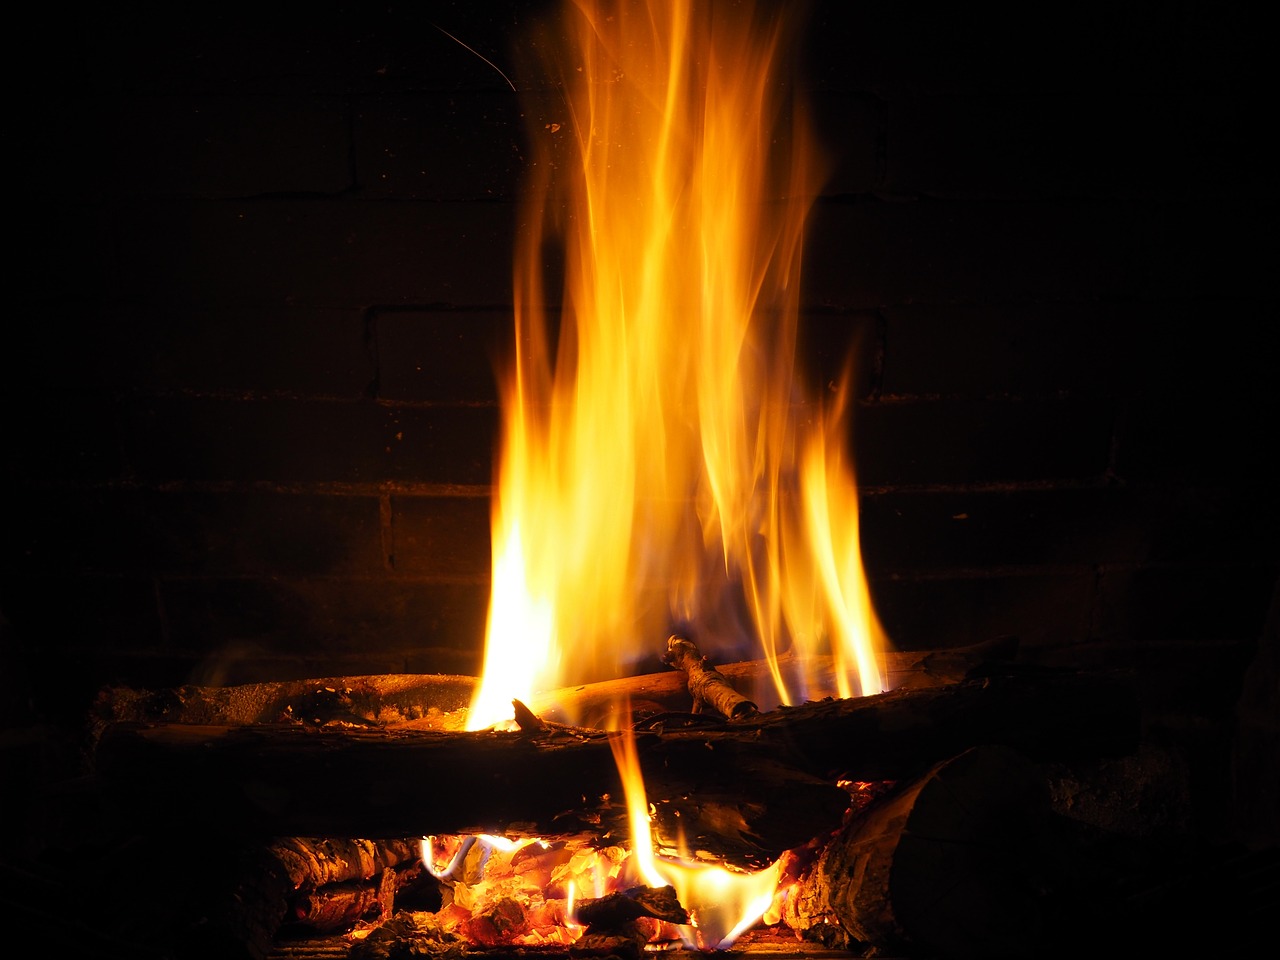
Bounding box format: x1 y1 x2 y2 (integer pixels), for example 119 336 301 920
572 885 688 960
575 884 689 927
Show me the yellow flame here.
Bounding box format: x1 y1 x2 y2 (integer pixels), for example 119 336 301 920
468 0 886 730
608 710 781 949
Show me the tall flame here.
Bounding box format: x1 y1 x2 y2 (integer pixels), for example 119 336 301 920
468 0 887 731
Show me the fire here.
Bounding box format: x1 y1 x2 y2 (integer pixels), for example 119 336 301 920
412 715 785 950
608 708 784 950
454 0 888 947
468 0 886 731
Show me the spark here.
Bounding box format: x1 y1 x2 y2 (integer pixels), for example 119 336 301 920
432 22 518 92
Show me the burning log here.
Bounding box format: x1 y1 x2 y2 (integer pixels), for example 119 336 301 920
90 635 1021 731
92 667 1138 871
531 634 1021 726
781 745 1053 957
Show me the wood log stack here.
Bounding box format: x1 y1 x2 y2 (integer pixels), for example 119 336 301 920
223 838 426 950
86 636 1145 959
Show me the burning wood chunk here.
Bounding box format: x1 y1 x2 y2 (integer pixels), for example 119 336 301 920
574 883 690 926
571 885 689 960
459 895 531 946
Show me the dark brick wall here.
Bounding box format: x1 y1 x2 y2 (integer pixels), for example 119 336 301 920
5 2 1278 832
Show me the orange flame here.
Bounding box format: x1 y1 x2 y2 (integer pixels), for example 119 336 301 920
468 0 885 722
608 708 782 949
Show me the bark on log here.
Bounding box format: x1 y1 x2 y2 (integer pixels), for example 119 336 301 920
93 669 1137 871
782 745 1053 958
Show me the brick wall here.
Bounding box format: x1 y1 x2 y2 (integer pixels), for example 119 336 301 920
5 1 1278 835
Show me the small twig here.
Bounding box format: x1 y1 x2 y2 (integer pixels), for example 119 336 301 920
662 635 759 721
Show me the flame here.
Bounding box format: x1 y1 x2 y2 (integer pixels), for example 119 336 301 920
460 1 887 937
609 710 782 949
467 0 888 732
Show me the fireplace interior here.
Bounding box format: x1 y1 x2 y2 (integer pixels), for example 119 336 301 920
3 1 1278 958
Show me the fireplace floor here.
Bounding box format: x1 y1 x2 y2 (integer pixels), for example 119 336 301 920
268 927 858 960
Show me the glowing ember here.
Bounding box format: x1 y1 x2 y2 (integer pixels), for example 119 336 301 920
414 834 619 947
411 720 787 951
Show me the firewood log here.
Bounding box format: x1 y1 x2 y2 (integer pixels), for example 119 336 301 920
781 744 1053 958
90 636 1022 731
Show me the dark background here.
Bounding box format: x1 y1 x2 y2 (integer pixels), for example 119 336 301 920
3 0 1277 915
